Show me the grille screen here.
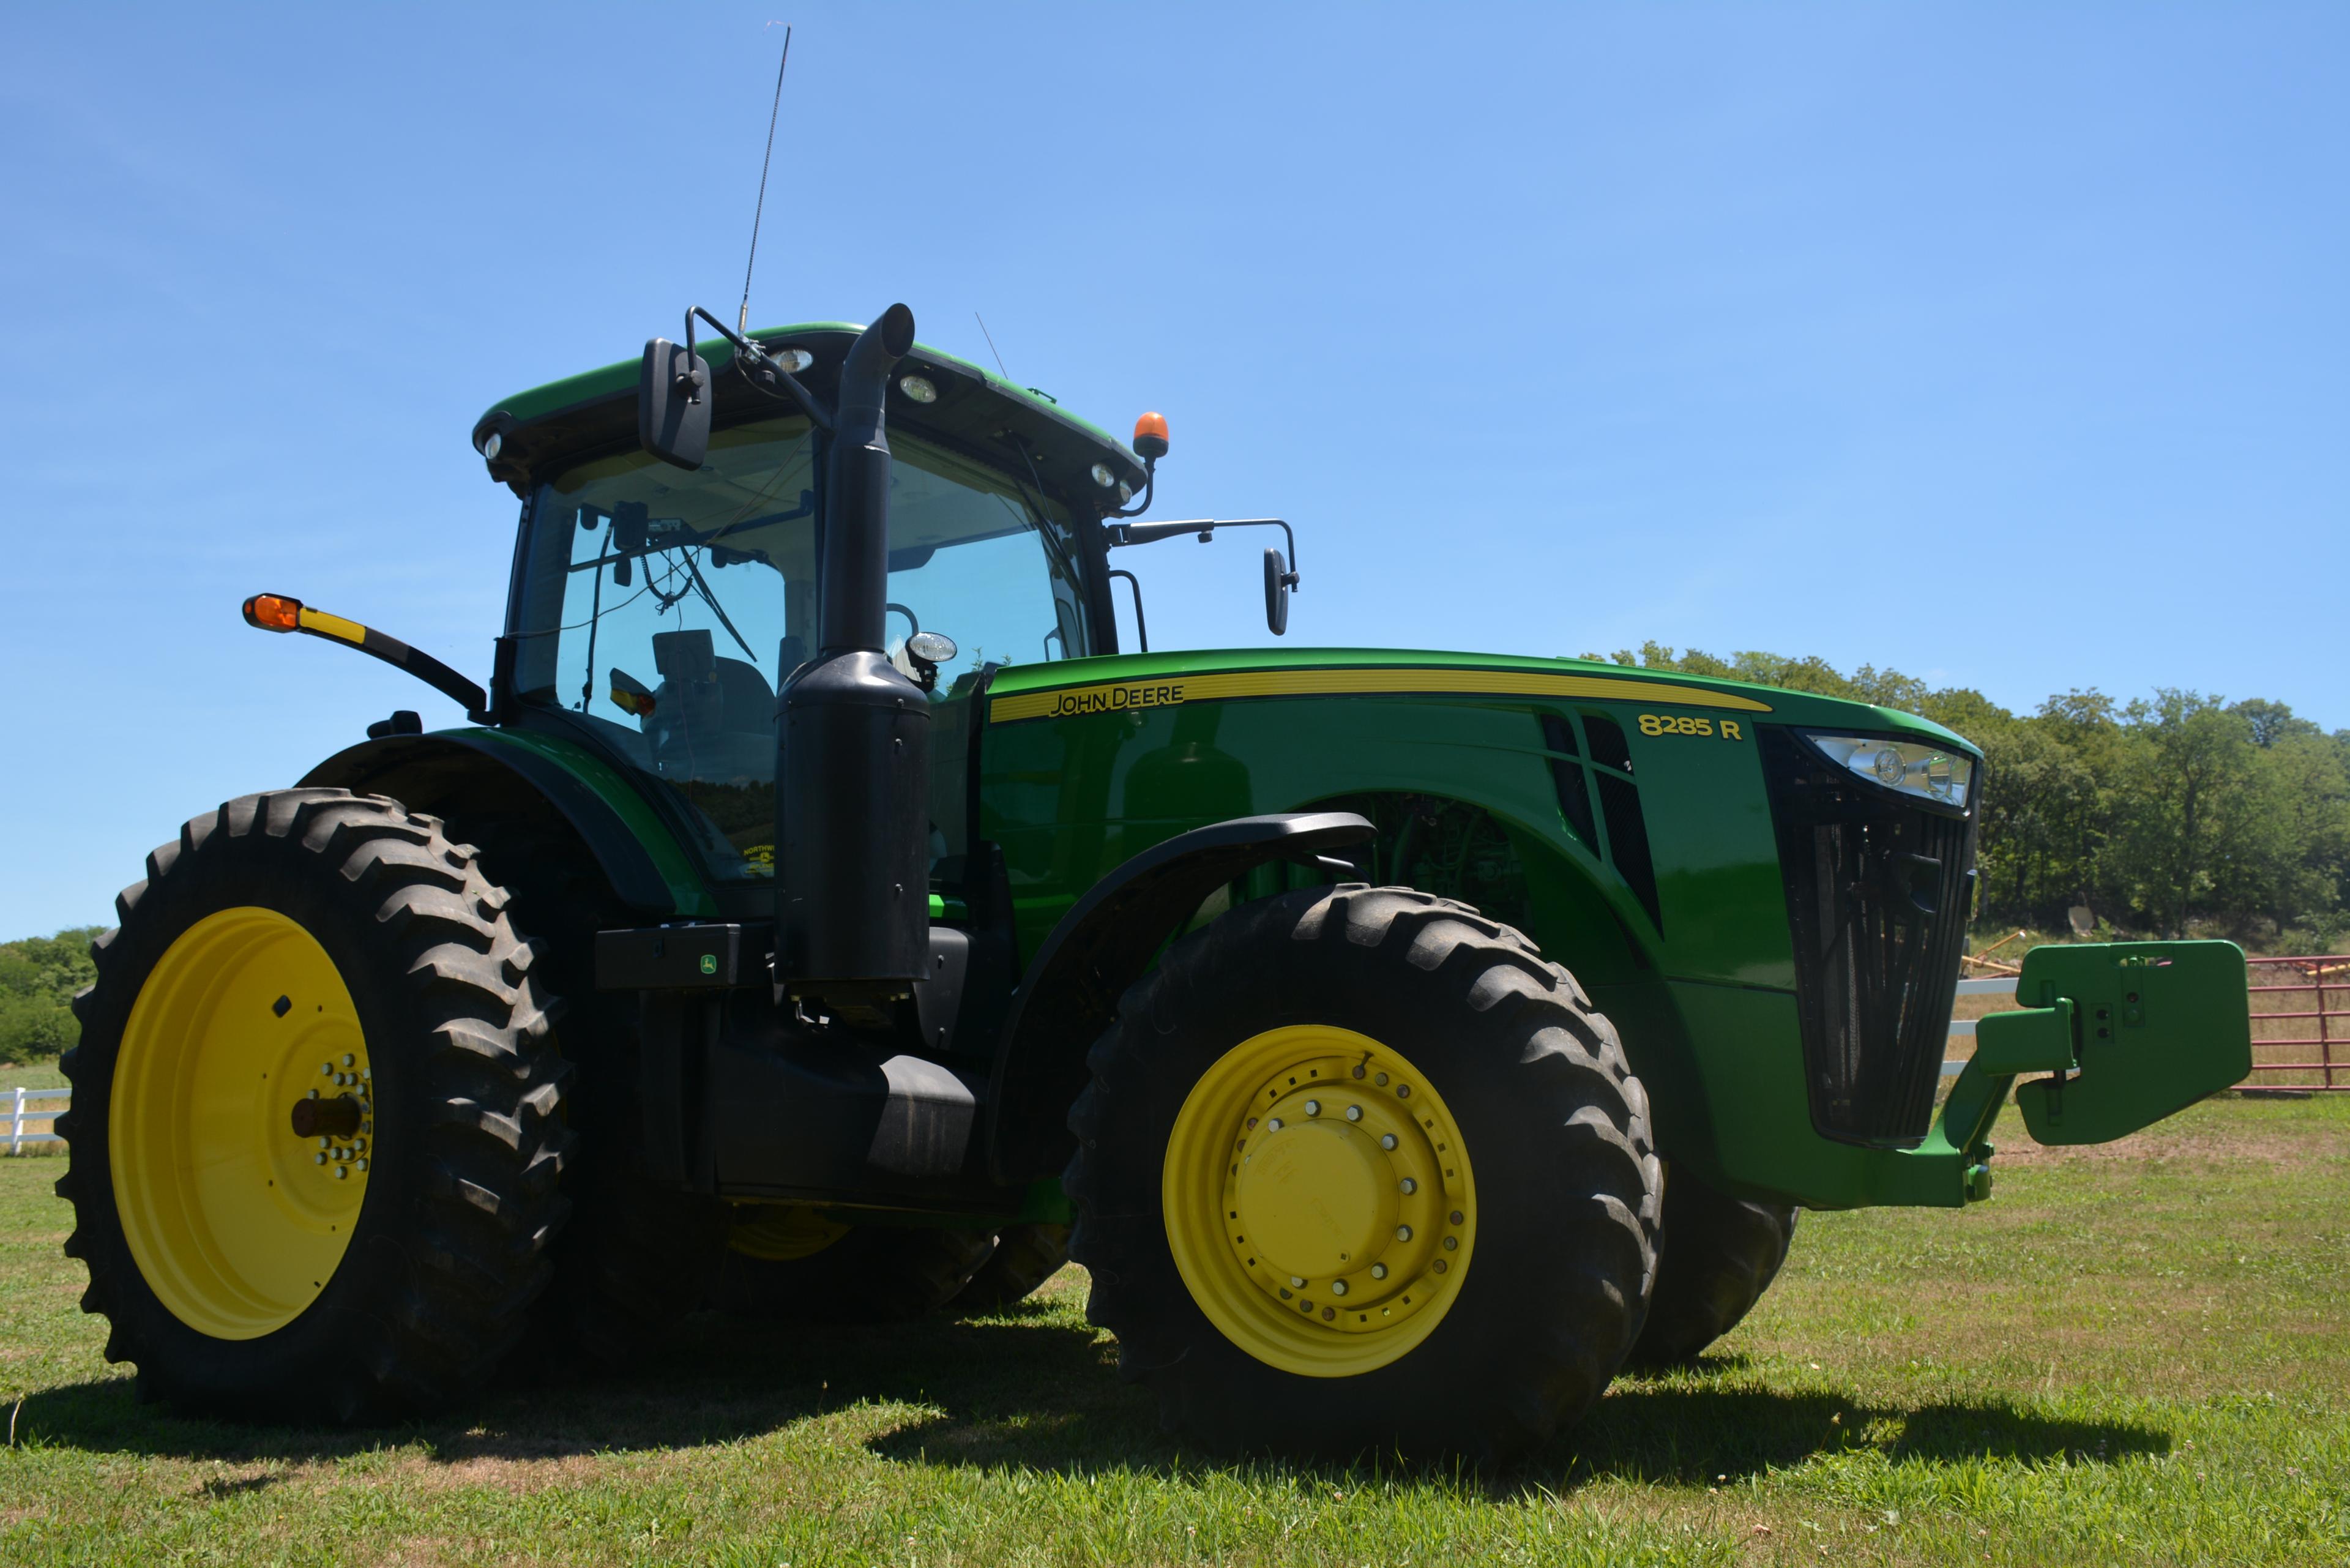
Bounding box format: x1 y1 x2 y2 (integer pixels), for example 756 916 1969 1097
1759 726 1977 1147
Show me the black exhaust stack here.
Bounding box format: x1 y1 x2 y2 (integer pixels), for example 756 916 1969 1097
776 304 930 1016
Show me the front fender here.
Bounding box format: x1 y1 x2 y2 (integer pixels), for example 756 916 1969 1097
983 810 1373 1182
300 728 715 917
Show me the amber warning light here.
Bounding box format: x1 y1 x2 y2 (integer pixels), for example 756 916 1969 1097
1132 411 1169 460
243 593 302 632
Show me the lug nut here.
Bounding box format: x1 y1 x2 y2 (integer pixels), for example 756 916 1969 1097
319 1063 332 1076
1289 1275 1305 1288
1345 1105 1362 1121
1395 1224 1412 1242
314 1152 326 1165
1351 1066 1366 1079
1450 1210 1464 1225
1444 1236 1458 1251
1375 1073 1389 1086
1303 1100 1320 1116
356 1159 368 1172
1267 1118 1283 1131
1331 1280 1348 1296
1370 1263 1388 1279
1433 1258 1447 1273
1396 1085 1411 1099
1399 1178 1417 1194
1379 1134 1398 1151
341 1054 355 1067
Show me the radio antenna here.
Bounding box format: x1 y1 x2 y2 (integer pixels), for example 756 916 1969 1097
974 312 1011 380
738 25 793 334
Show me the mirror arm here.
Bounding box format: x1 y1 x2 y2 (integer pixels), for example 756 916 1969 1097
1107 517 1300 591
686 305 834 433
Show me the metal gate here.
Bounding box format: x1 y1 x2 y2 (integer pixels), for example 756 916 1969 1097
2246 955 2349 1091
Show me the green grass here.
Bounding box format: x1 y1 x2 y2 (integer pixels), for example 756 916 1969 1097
4 1096 2346 1566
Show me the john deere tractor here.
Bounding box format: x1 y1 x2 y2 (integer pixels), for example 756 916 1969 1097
57 303 2251 1458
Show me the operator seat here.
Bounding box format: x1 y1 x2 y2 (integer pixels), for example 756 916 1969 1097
647 628 775 782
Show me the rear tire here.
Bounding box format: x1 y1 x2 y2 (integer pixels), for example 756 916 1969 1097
454 820 727 1372
1065 884 1661 1463
1626 1163 1797 1367
949 1223 1071 1314
55 790 571 1422
712 1211 996 1324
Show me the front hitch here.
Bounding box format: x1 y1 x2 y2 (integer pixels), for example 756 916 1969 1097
1941 941 2250 1168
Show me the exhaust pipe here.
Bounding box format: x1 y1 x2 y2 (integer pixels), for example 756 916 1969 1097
776 304 930 1013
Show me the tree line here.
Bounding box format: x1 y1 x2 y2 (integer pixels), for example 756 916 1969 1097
1598 643 2350 950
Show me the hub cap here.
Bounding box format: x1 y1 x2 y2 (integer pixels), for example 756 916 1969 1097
1162 1025 1477 1376
110 907 370 1339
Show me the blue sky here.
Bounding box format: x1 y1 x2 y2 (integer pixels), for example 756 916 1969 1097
2 3 2343 936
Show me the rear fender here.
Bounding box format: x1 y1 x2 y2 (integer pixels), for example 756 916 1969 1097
300 729 715 917
983 810 1373 1182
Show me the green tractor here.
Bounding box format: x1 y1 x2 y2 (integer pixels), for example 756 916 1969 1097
56 303 2250 1458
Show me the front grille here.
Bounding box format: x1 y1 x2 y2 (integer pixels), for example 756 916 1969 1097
1759 726 1977 1147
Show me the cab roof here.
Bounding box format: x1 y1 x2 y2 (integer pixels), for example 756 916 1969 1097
468 319 1147 504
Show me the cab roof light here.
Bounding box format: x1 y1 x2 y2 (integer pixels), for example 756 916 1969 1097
1132 411 1169 460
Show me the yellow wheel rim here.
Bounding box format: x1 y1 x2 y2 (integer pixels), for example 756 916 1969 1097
728 1205 851 1261
1163 1025 1477 1378
110 907 373 1338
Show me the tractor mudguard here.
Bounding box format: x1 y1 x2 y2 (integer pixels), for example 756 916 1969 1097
982 810 1375 1182
300 729 715 918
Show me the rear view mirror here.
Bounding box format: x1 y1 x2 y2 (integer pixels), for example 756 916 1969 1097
639 338 712 471
1264 548 1291 636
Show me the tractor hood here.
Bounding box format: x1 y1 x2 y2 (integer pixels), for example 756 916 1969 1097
981 647 1979 755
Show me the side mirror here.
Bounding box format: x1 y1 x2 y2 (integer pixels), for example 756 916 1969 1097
1264 548 1292 636
639 338 712 471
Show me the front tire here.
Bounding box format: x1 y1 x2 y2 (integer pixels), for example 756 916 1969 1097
1065 885 1661 1463
1627 1163 1797 1367
54 790 571 1422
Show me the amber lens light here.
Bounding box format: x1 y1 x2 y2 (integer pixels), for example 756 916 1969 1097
243 594 303 632
1133 411 1170 457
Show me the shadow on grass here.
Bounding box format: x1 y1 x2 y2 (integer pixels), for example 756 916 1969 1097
15 1305 2167 1491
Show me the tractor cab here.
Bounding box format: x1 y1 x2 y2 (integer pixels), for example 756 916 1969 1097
480 322 1141 893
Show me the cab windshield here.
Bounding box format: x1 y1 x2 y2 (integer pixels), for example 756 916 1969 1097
510 414 1092 878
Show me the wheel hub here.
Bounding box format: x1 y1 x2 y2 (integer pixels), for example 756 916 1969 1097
1163 1024 1477 1377
1234 1119 1393 1277
110 906 371 1339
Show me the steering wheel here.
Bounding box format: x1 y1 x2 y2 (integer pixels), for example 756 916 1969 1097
886 602 920 637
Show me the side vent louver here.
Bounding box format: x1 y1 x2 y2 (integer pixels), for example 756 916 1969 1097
1580 712 1663 933
1538 714 1600 851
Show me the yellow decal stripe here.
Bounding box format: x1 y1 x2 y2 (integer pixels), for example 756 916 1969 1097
989 668 1772 724
297 608 368 646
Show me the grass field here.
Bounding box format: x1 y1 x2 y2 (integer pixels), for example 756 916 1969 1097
3 1093 2345 1566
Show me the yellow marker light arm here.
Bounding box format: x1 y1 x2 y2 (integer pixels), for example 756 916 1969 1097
241 593 490 720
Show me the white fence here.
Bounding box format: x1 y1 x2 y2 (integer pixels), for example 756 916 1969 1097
1942 974 2018 1075
7 1086 68 1153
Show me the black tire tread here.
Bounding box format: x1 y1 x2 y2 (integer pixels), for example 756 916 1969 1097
1627 1162 1797 1367
949 1223 1072 1314
1065 884 1662 1463
57 788 572 1422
